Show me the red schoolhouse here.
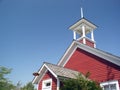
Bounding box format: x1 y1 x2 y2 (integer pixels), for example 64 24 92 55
32 16 120 90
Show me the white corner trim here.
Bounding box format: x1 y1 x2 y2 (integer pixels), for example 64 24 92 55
57 78 60 90
100 80 120 90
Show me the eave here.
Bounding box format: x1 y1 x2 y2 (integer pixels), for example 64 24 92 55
57 41 120 67
32 62 80 84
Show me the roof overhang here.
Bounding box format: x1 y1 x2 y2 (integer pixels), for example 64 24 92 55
32 62 80 84
32 63 57 84
57 41 120 67
69 18 97 35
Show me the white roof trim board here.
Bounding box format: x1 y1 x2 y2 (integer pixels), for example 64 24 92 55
32 62 80 84
32 63 57 84
58 40 120 67
69 18 97 30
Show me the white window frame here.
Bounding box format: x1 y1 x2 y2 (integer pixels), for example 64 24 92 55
100 80 120 90
42 78 52 90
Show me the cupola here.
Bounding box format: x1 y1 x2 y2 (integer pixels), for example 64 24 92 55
69 8 97 48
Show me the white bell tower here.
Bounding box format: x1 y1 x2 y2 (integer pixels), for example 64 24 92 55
69 8 97 48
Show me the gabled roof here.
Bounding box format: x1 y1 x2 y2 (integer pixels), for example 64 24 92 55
58 40 120 67
69 18 97 36
32 62 80 84
69 18 97 31
33 40 120 84
45 62 79 78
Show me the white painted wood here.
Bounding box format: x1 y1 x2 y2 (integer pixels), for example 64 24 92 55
81 7 84 18
91 30 94 41
57 78 60 90
73 31 76 40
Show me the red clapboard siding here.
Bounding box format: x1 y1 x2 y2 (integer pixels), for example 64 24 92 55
38 71 57 90
79 39 94 48
86 39 94 48
64 48 120 84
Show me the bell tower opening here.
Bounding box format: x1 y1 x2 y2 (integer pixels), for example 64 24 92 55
69 8 97 48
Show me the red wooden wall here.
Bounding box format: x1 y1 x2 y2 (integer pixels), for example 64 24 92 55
64 48 120 85
79 38 94 48
38 71 57 90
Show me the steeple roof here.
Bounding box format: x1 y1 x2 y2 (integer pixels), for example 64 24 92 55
69 18 97 35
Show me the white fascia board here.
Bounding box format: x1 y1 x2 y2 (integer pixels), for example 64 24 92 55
44 64 58 78
33 63 58 84
63 46 77 67
83 19 97 29
32 64 47 84
57 41 77 66
76 42 120 66
58 40 120 67
38 69 47 84
69 19 97 30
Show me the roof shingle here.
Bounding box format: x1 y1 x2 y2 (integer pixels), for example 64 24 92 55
45 62 80 79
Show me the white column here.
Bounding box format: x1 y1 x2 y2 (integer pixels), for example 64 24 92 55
82 26 86 44
82 26 85 37
57 78 60 90
91 30 94 41
73 31 76 40
94 43 96 48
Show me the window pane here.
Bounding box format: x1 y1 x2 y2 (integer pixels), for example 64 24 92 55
110 84 116 90
46 82 51 87
104 85 109 90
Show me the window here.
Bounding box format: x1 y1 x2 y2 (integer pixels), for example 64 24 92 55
42 79 52 90
100 80 120 90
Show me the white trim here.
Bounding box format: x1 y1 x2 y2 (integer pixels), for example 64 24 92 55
73 31 76 40
94 43 96 48
57 78 60 90
82 25 85 37
100 80 120 90
77 36 95 44
83 37 86 44
58 41 120 67
38 69 47 85
32 64 47 84
32 63 58 84
44 64 57 78
42 78 52 90
76 41 120 65
91 30 94 41
58 42 76 66
69 18 97 31
63 46 77 66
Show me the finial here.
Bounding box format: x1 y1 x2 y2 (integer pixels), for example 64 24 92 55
80 0 84 18
81 7 84 18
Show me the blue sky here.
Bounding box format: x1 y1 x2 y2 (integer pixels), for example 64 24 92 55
0 0 120 86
